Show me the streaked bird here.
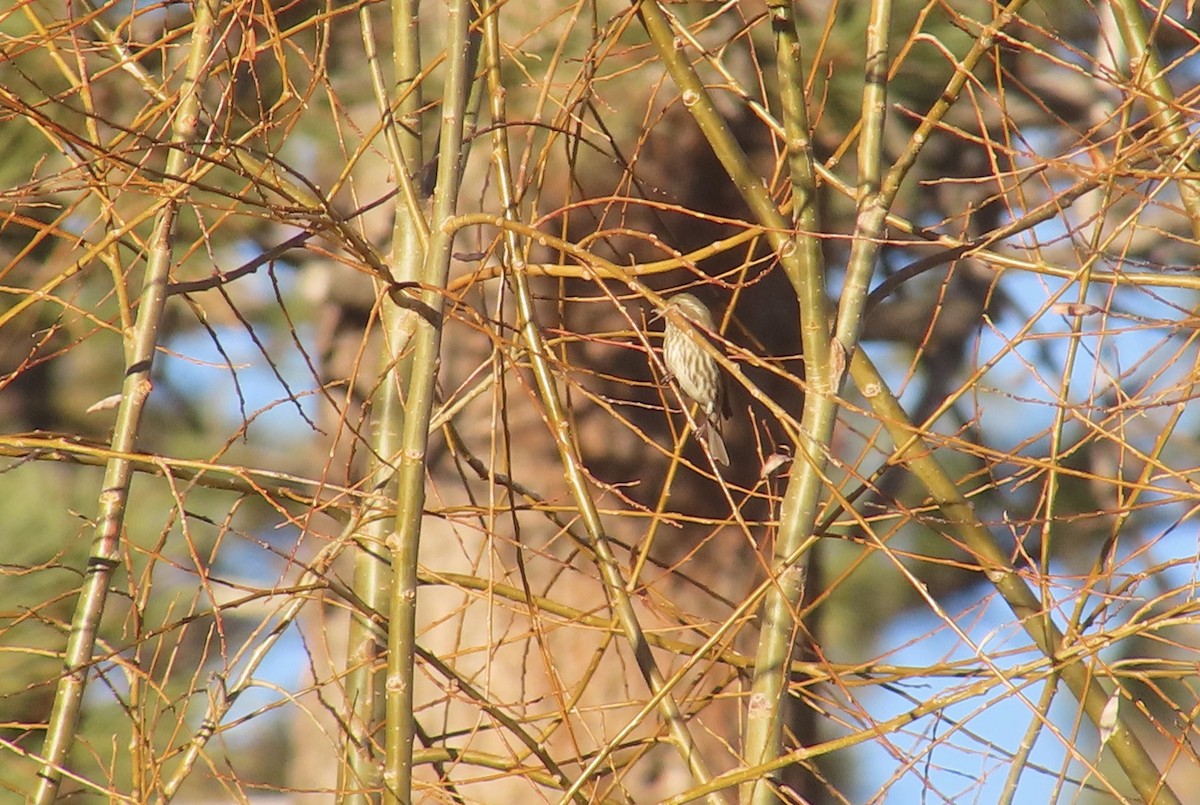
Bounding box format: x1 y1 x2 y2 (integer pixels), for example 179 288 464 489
660 293 731 465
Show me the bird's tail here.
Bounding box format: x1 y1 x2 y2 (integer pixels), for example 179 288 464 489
700 419 729 466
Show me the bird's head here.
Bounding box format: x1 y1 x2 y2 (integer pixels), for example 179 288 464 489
661 293 716 329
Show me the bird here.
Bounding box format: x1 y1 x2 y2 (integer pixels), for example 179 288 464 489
659 293 731 466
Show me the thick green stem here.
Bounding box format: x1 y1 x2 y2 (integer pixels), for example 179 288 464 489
847 347 1180 805
484 5 719 800
382 0 476 800
339 0 425 799
31 2 219 802
1108 0 1200 238
632 6 837 802
831 0 892 356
